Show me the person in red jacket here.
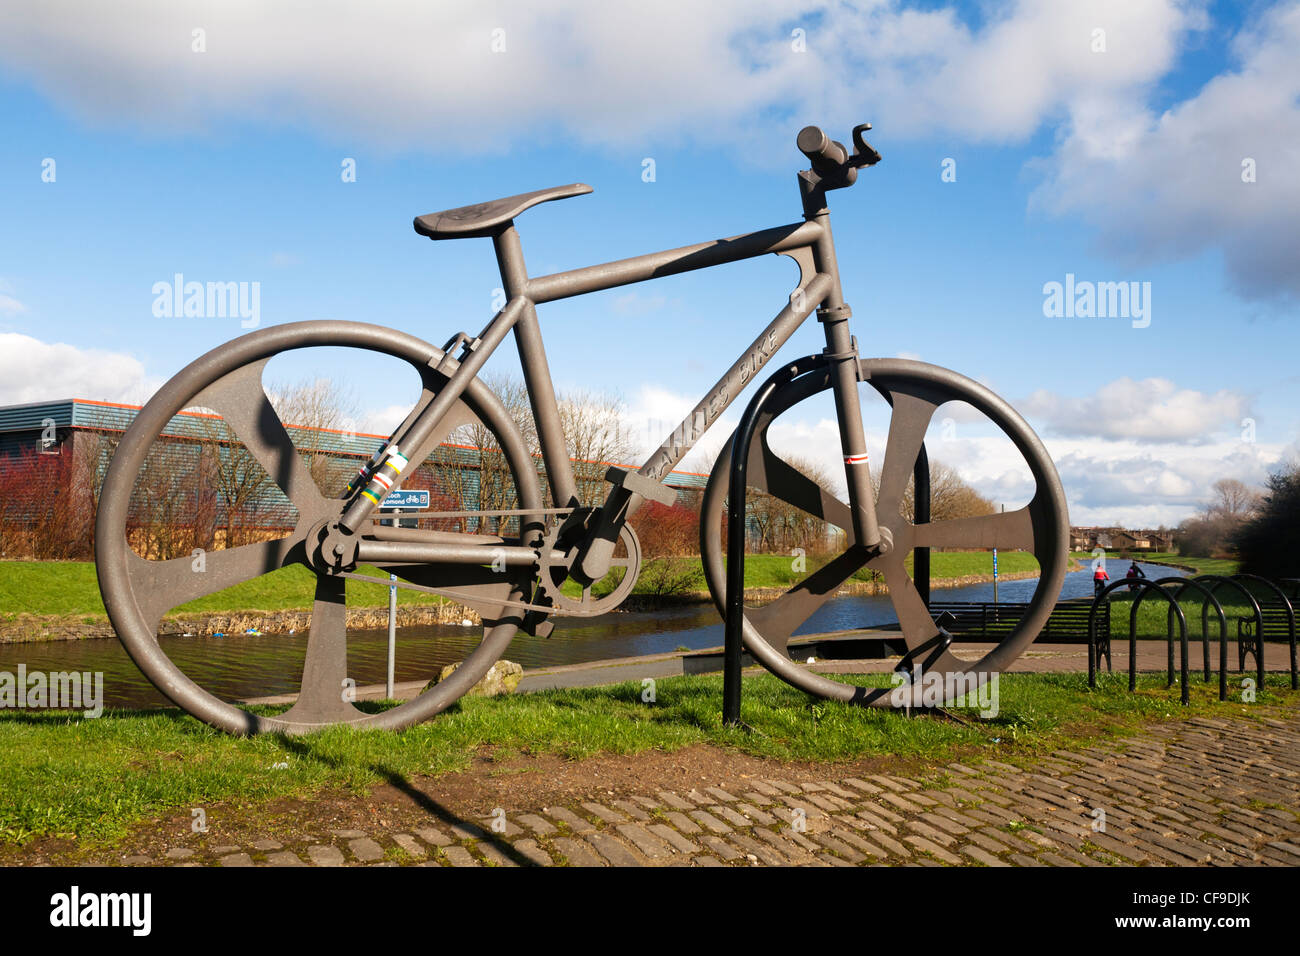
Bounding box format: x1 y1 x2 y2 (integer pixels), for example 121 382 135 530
1093 564 1110 597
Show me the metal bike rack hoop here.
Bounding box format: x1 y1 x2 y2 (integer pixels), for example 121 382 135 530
723 355 829 724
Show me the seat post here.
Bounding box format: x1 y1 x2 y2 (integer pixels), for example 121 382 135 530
492 223 529 294
491 224 580 509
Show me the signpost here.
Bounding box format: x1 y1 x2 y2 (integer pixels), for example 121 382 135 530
379 489 430 698
379 489 430 510
992 503 1005 604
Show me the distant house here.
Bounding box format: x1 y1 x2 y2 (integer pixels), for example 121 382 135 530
1110 530 1141 550
1070 525 1170 553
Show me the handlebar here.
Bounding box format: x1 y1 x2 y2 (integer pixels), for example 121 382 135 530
797 126 849 170
797 123 882 185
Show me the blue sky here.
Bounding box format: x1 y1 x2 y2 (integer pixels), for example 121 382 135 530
1 0 1297 527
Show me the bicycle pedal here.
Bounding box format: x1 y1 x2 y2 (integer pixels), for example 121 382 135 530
605 465 677 507
933 610 959 631
521 611 554 639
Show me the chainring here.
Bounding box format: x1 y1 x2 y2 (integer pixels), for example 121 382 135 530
535 507 641 616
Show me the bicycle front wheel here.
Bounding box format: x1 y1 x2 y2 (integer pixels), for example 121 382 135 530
699 357 1069 707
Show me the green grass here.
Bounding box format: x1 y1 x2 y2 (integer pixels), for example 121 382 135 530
1070 552 1279 639
1072 551 1241 577
0 560 452 622
1140 552 1242 576
3 550 1037 621
0 670 1291 846
738 549 1038 589
0 561 106 618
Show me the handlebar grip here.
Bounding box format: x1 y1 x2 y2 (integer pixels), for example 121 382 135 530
797 126 848 167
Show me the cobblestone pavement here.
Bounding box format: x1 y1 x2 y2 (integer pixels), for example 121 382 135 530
115 714 1300 867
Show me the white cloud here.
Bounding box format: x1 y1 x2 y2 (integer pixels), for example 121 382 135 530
1046 434 1285 526
0 1 1197 151
1021 377 1250 442
0 333 158 405
10 1 1288 298
622 374 1282 528
0 278 26 316
1030 2 1300 301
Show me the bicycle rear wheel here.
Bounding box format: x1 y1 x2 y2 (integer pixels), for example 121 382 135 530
94 320 543 734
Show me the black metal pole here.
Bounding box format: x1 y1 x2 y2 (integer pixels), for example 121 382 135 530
724 357 826 725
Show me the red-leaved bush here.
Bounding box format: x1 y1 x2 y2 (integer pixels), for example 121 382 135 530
634 500 701 557
0 449 93 559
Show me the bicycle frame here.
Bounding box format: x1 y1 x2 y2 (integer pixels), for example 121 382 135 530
340 200 886 572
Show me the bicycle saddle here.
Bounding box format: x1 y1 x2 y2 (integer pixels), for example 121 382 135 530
414 183 593 240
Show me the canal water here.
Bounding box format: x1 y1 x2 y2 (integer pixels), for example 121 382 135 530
1 560 1181 710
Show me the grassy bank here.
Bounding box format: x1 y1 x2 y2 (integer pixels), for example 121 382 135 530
1069 552 1291 641
1071 550 1241 577
1 550 1040 623
0 670 1292 846
0 561 455 621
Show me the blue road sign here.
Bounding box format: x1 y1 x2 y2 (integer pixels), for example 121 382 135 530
380 489 430 510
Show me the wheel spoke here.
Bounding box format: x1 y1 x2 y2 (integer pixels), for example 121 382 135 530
125 534 308 633
752 438 853 531
875 391 939 516
912 505 1035 551
881 560 935 642
745 548 870 654
278 575 362 725
190 360 331 522
877 556 963 672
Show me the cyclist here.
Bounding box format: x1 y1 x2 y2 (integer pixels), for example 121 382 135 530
1093 564 1110 597
1125 561 1146 592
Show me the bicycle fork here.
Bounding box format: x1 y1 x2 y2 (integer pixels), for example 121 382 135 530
811 216 888 555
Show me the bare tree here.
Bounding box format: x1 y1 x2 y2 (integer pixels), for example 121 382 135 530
1176 476 1263 557
441 372 536 535
559 387 635 506
746 454 836 553
267 377 361 497
873 460 996 527
129 439 205 558
1207 478 1260 521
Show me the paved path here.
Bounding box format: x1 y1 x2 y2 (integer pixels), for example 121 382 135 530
110 712 1300 867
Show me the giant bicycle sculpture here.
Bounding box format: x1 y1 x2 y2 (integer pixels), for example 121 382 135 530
95 124 1070 734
